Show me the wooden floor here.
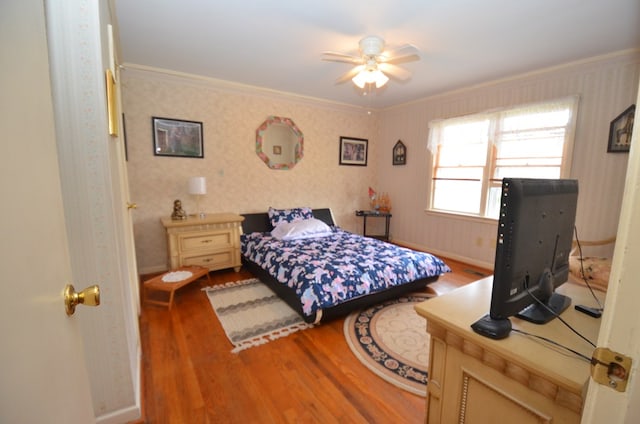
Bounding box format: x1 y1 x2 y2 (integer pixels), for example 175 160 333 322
139 258 491 424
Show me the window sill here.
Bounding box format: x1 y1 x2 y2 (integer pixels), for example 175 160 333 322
424 209 498 225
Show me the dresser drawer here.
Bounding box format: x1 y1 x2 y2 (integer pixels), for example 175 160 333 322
179 231 232 252
182 250 234 269
161 213 244 272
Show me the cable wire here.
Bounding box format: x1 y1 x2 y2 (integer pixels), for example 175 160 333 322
511 328 591 362
573 226 605 311
511 228 603 362
524 285 596 348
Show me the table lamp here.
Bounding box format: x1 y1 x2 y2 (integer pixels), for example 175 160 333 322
188 176 207 218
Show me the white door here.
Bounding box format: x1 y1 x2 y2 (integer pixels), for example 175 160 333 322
581 79 640 422
0 1 95 422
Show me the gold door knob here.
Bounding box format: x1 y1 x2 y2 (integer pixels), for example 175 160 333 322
127 202 137 210
64 284 100 316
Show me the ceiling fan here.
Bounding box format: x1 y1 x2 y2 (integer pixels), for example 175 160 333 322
322 35 420 89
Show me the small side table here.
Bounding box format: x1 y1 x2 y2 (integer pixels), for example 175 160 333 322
143 265 211 310
355 210 392 241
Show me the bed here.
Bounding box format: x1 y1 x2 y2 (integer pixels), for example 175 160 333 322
240 207 450 323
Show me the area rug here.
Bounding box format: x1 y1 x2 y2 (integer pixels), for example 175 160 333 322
203 278 313 353
344 293 432 396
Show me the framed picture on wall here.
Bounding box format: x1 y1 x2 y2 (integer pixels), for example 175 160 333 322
393 140 406 165
152 117 204 158
339 136 368 166
607 104 635 153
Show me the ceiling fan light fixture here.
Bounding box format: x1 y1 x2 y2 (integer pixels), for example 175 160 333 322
374 70 389 88
352 69 389 89
352 71 368 88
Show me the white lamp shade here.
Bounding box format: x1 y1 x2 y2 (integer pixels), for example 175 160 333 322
188 176 207 195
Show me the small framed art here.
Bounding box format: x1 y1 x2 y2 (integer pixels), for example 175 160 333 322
339 136 368 166
607 104 635 153
152 117 204 158
393 140 406 165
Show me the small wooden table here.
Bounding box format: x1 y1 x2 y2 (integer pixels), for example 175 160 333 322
355 210 392 241
143 266 211 310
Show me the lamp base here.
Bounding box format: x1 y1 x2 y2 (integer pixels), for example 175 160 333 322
193 195 206 219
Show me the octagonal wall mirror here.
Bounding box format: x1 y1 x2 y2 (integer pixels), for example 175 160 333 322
256 116 304 170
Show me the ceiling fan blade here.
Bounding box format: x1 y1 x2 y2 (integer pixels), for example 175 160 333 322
382 53 420 65
384 43 419 57
381 44 420 64
335 65 364 84
322 51 363 64
378 63 412 81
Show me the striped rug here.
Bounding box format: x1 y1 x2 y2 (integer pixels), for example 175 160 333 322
203 278 313 353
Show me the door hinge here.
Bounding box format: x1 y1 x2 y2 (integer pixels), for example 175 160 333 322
591 347 632 392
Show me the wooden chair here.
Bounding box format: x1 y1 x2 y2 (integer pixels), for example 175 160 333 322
568 236 616 292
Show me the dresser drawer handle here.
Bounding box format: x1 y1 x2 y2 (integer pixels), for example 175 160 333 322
200 239 213 244
202 258 212 262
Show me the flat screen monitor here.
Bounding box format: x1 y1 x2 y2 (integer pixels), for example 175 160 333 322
471 178 578 339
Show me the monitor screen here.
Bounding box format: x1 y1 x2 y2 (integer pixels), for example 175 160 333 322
471 178 578 339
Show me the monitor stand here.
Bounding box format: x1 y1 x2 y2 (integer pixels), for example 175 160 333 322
516 292 571 324
471 314 512 340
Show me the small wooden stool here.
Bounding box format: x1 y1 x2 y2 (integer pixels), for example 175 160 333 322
143 266 211 310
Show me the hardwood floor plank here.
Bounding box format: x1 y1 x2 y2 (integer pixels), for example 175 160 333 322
137 258 491 423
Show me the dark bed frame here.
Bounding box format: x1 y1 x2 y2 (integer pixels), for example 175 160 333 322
240 208 440 323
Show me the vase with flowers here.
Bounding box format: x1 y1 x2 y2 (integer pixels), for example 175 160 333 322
368 187 379 211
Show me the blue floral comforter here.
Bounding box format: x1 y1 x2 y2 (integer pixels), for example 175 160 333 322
241 228 450 320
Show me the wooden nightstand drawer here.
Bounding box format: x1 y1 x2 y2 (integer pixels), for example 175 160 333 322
182 250 234 269
179 231 232 252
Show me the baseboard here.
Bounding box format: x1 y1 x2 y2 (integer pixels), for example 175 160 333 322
94 346 144 424
95 405 141 424
131 346 144 424
392 239 494 271
138 264 169 276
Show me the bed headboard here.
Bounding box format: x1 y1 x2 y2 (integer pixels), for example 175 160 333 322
241 208 335 234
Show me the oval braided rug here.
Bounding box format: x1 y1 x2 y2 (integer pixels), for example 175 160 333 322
343 293 432 396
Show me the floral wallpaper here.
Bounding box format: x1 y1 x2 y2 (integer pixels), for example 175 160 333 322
121 69 379 273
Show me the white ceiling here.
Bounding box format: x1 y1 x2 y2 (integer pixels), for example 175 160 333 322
113 0 640 109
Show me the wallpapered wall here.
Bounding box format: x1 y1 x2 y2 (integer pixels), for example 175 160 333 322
378 51 640 267
123 51 639 273
121 70 379 273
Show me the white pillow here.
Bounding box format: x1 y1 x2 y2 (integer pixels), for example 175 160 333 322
271 218 333 241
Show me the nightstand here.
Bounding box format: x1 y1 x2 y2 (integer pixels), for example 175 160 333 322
355 210 392 241
161 213 245 272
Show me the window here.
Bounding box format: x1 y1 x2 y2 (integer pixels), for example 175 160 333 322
428 96 579 219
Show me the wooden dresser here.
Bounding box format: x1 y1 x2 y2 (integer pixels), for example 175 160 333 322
161 213 244 272
415 277 601 423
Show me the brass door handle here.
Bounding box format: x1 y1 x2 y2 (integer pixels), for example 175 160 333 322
127 202 137 210
64 284 100 316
